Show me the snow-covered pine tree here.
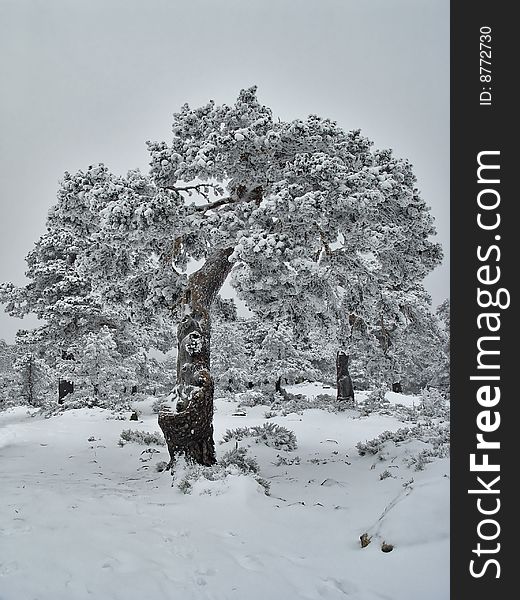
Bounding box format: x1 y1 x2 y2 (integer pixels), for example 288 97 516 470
13 352 49 407
0 212 175 406
211 319 252 394
0 339 17 406
2 88 441 465
250 323 320 394
348 288 449 393
211 309 326 397
11 330 51 407
432 298 450 392
55 326 139 406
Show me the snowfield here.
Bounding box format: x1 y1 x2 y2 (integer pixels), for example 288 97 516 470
0 387 449 600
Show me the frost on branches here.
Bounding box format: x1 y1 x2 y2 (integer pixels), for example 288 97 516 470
1 87 441 465
0 208 174 407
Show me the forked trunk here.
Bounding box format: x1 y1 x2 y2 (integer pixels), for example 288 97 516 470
158 248 233 466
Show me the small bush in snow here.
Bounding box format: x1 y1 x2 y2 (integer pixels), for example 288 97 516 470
176 448 270 495
356 427 412 456
359 386 390 416
406 450 433 471
219 447 261 474
151 397 172 414
236 390 273 407
264 410 278 419
315 393 336 404
119 429 165 446
269 392 337 416
273 455 301 466
418 387 449 419
221 422 297 451
357 422 450 465
40 394 133 418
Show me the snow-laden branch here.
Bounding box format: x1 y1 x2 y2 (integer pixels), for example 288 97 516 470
162 182 223 200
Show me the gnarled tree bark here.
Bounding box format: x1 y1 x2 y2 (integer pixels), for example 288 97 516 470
158 248 233 467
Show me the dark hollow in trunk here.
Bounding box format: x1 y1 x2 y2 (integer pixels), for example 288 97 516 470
336 350 355 408
158 248 233 467
392 381 403 393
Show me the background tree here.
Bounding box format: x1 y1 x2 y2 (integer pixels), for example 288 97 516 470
0 213 175 406
0 339 17 405
431 298 450 393
347 291 449 394
1 88 441 465
211 307 253 394
249 322 320 394
11 330 52 407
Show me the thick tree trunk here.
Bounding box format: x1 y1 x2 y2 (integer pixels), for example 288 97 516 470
275 375 292 401
336 350 355 409
58 350 74 404
158 248 233 467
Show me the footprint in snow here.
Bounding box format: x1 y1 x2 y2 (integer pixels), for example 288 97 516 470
320 478 348 488
0 521 32 536
0 561 20 577
196 567 217 577
235 554 264 572
317 577 358 597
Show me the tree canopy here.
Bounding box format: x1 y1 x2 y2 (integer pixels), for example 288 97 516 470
1 87 442 464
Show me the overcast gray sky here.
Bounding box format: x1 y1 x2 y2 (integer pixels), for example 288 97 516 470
0 0 449 343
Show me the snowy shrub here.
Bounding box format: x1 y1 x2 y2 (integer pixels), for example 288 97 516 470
359 386 390 416
418 387 449 419
151 397 172 414
406 450 434 471
176 448 270 495
382 402 419 424
39 394 133 418
235 389 338 417
236 390 273 407
119 429 165 446
315 393 336 404
267 392 337 416
357 423 450 465
221 422 297 451
273 454 301 466
11 351 53 408
219 447 261 474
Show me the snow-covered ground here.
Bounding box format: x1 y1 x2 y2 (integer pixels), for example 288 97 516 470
0 387 449 600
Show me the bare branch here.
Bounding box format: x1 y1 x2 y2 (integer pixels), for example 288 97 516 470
160 182 223 201
194 185 263 213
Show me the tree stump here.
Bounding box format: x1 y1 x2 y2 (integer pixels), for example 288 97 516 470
336 351 355 408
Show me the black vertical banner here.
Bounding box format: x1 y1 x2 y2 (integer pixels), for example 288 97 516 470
451 2 513 598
